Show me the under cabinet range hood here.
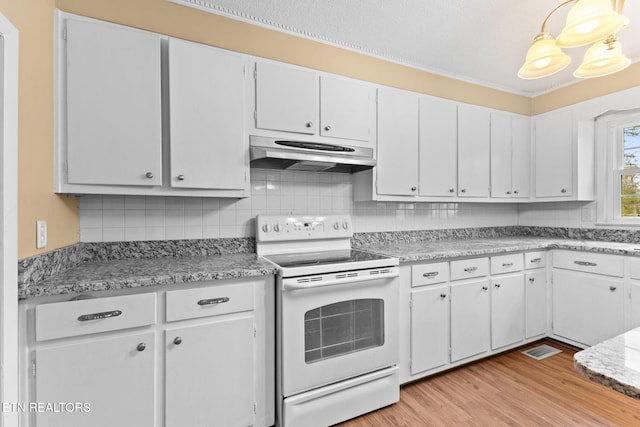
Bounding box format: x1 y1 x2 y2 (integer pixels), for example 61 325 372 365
249 136 376 173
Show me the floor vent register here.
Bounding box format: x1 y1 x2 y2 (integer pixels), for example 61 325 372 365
522 344 562 360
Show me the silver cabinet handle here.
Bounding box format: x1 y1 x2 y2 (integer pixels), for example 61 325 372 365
324 125 331 131
461 188 467 193
513 190 519 194
449 188 455 193
561 188 567 193
177 174 185 181
411 186 417 192
609 286 617 292
481 286 488 291
173 337 183 345
464 266 478 273
530 258 542 263
305 121 313 128
494 283 501 288
440 293 447 299
423 272 439 278
197 297 230 306
574 261 597 267
506 191 512 195
145 172 154 179
502 262 514 267
78 310 122 322
137 343 146 352
529 277 535 282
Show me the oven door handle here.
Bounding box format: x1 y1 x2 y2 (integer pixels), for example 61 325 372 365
282 267 399 290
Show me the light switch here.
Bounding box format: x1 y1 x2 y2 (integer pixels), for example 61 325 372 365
36 220 47 249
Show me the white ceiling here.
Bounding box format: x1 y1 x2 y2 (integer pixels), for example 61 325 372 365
172 0 640 97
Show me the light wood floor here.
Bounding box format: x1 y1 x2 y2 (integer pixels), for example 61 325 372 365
339 340 640 426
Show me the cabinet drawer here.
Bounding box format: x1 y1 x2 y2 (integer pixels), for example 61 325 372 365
166 282 254 322
450 258 489 280
490 253 523 275
36 293 157 341
412 262 449 287
552 251 623 277
524 251 546 269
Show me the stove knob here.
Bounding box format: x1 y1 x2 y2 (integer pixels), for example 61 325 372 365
342 222 350 230
262 224 272 233
274 224 282 232
333 222 340 230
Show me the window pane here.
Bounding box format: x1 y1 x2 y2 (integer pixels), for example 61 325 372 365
621 172 640 217
624 126 640 169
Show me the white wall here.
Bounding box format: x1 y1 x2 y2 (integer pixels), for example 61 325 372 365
79 169 519 242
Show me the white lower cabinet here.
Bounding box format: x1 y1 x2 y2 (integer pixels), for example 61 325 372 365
524 269 548 339
552 269 624 347
21 277 274 427
450 279 491 362
490 274 524 350
165 317 254 427
410 284 449 375
631 281 640 329
35 332 156 427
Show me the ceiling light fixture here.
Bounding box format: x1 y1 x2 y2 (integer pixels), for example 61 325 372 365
518 0 630 80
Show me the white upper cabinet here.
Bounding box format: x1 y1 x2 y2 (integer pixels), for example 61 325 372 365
419 97 458 197
64 18 162 187
376 88 420 196
458 105 491 197
534 109 573 198
490 113 531 199
254 61 373 143
168 38 247 190
255 62 318 135
320 76 371 141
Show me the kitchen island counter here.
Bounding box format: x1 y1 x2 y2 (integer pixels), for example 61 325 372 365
575 327 640 400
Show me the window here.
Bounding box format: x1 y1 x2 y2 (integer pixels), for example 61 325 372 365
598 108 640 225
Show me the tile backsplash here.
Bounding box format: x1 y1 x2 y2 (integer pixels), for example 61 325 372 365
79 169 519 242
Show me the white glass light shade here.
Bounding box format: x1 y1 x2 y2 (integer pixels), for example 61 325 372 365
573 36 631 78
518 33 571 79
557 0 629 47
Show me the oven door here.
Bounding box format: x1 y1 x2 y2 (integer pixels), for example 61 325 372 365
279 266 399 397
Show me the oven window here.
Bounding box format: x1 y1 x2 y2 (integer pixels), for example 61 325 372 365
304 299 384 363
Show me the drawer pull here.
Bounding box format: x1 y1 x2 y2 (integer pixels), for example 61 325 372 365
502 262 514 267
173 337 183 345
494 283 501 288
609 286 617 292
530 258 542 263
423 272 439 278
574 261 597 267
197 297 230 306
137 343 146 352
464 266 478 273
77 310 122 322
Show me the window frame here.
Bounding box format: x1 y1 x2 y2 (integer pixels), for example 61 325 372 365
597 108 640 225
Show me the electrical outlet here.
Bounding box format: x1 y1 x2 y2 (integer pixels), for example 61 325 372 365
581 207 594 222
36 220 47 249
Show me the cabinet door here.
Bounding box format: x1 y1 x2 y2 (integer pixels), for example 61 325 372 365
169 38 246 190
491 274 525 349
376 88 419 196
552 269 624 346
255 62 318 135
419 97 457 197
511 115 531 198
535 110 573 197
632 281 640 329
65 19 162 186
165 316 255 427
525 270 547 338
490 112 512 198
458 105 490 197
450 279 490 362
35 332 156 427
320 76 371 142
410 285 450 375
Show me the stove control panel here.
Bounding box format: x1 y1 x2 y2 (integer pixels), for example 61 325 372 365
256 215 352 242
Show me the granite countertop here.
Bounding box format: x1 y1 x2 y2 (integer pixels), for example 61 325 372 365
574 327 640 399
19 253 278 300
356 237 640 263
